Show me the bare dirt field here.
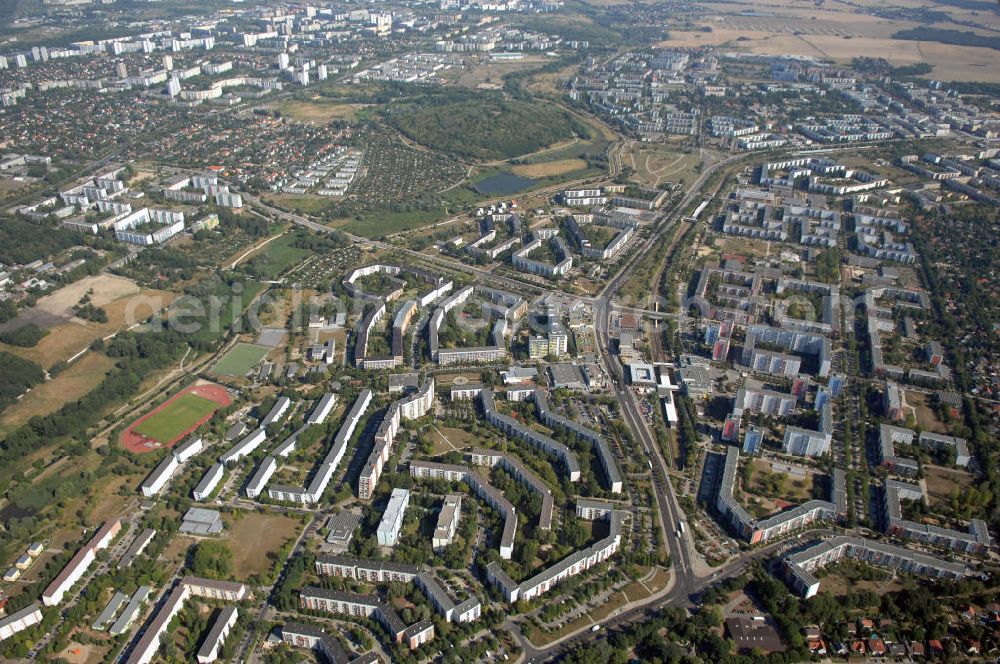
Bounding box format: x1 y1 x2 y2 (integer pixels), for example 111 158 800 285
271 99 368 123
0 352 115 432
0 178 30 203
0 275 176 366
717 237 772 259
512 159 590 178
925 465 975 505
56 640 109 664
226 512 303 577
37 274 142 317
657 2 1000 83
905 390 950 434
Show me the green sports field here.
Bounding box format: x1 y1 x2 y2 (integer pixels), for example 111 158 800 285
211 343 270 376
132 393 221 444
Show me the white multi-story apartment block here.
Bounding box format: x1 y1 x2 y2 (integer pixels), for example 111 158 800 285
433 494 462 550
376 488 410 547
193 463 224 501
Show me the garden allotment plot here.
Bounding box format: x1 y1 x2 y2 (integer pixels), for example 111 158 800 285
210 343 270 377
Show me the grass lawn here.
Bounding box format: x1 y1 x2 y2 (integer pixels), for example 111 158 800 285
337 209 445 239
622 580 652 603
263 193 339 216
745 459 815 503
226 512 303 577
211 343 270 376
271 99 366 123
905 390 950 434
132 392 221 444
925 465 975 505
817 570 906 598
431 427 480 454
244 232 311 280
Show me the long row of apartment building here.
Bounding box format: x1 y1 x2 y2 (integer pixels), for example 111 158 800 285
300 586 434 650
314 555 481 623
783 536 975 599
882 479 991 555
265 390 372 504
533 389 623 492
124 577 247 664
409 460 519 560
42 519 121 606
715 447 846 545
358 379 435 499
485 510 624 603
480 388 581 482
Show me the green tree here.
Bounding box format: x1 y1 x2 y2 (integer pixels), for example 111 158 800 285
190 540 234 580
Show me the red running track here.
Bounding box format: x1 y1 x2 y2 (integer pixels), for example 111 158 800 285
121 383 232 454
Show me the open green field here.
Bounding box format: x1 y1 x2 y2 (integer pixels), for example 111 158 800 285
132 392 220 443
263 193 340 215
211 343 270 377
239 231 312 280
335 209 445 239
269 98 368 123
227 512 302 577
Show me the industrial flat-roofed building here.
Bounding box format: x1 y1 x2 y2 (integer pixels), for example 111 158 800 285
180 507 225 535
326 511 361 550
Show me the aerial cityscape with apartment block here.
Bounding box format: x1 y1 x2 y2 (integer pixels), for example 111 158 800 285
0 0 999 662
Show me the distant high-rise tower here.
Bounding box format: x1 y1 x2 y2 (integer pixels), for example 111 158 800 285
116 62 128 79
162 55 174 71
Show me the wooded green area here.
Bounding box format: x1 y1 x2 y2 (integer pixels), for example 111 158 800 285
0 351 44 415
0 219 86 265
387 91 588 161
892 27 1000 51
